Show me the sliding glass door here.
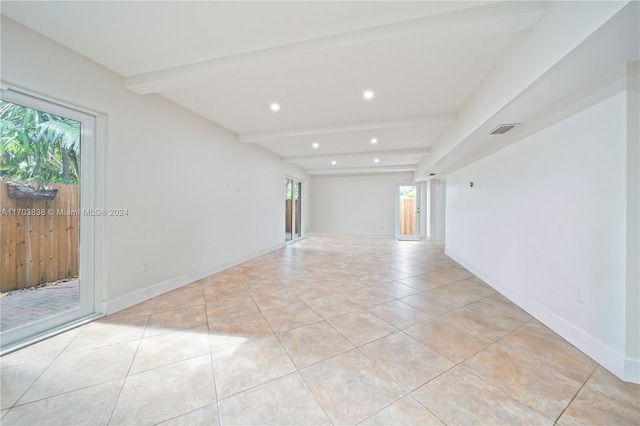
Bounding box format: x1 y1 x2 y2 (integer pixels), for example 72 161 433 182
0 89 99 352
285 178 301 242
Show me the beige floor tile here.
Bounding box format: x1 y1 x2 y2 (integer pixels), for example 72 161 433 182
392 264 432 275
373 282 422 299
327 311 397 347
343 286 396 308
414 259 457 273
399 293 460 316
4 236 629 426
360 332 455 391
211 335 296 399
130 325 210 374
301 349 405 425
64 315 147 353
277 274 316 288
557 385 640 426
108 299 156 320
278 321 354 369
367 300 432 329
261 302 322 333
20 340 138 404
145 305 208 337
0 327 82 368
208 312 273 352
110 355 216 425
395 276 446 291
1 379 122 426
463 294 532 328
305 294 362 319
321 278 367 293
431 266 474 282
413 367 552 425
586 366 640 409
1 359 51 409
157 403 219 426
242 278 282 292
422 270 465 285
361 395 444 425
438 305 524 341
204 282 248 303
205 294 259 323
248 288 301 310
153 290 205 314
502 320 597 383
444 278 496 297
218 372 331 425
461 338 594 420
405 317 492 363
424 285 486 307
358 272 398 285
288 284 335 301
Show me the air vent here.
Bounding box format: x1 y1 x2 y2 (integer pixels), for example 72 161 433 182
490 123 520 135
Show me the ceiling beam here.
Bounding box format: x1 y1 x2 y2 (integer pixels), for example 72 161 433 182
237 114 455 143
282 148 429 163
308 165 417 176
415 0 631 180
124 2 548 95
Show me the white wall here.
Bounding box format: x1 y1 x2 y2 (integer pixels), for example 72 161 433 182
445 85 638 381
310 172 414 237
1 17 293 313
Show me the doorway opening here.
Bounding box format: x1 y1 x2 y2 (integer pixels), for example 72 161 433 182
396 183 421 240
285 178 301 242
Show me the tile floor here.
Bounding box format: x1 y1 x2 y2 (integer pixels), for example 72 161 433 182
1 237 638 425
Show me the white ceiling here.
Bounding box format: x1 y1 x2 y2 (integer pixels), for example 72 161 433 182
2 1 637 177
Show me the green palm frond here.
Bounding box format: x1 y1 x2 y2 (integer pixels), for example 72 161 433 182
37 119 80 152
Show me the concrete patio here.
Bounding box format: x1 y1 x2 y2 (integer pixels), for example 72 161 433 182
0 280 78 332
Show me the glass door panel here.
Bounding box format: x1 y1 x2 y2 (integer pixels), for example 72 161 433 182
0 91 97 352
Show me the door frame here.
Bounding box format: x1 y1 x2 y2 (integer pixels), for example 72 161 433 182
0 87 105 353
285 176 302 244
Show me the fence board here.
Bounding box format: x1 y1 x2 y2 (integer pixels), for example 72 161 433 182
0 186 17 291
1 182 79 292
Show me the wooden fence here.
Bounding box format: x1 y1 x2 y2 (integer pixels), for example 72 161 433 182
285 199 300 237
399 198 417 236
0 182 79 292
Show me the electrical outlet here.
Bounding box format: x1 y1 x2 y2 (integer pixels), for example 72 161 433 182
141 261 149 273
576 286 584 303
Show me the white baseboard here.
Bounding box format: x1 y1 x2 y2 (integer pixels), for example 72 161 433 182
445 247 639 384
306 232 395 239
624 356 640 383
105 242 285 315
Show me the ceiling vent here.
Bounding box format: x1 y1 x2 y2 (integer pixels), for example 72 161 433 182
490 123 520 135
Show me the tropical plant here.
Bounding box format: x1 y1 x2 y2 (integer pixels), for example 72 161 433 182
0 101 80 185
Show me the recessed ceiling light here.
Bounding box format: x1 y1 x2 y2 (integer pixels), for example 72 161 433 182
312 142 319 149
370 138 378 144
270 103 280 111
363 90 374 100
374 158 380 163
331 160 337 165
